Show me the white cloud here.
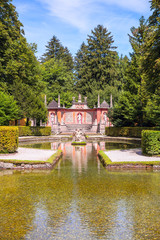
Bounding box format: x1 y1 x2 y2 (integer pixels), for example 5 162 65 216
37 0 93 31
37 0 150 32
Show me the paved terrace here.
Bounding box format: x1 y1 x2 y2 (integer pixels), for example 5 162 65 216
105 148 160 162
0 148 56 161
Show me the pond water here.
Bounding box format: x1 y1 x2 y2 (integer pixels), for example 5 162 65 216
0 141 160 240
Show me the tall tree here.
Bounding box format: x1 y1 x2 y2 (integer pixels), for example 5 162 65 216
0 91 19 125
0 0 46 123
41 35 74 70
75 25 119 96
41 58 75 107
111 17 149 126
142 0 160 93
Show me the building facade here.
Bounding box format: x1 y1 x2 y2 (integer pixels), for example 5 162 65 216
47 94 112 133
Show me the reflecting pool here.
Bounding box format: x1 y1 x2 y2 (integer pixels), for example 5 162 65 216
0 142 160 240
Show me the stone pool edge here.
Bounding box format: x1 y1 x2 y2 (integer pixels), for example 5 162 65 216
0 150 63 170
19 135 141 143
98 150 160 170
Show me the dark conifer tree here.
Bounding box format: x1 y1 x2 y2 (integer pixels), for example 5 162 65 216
41 35 74 70
75 25 119 96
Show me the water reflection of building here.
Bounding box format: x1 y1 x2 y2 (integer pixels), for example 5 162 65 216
51 142 60 150
58 142 106 174
59 143 89 174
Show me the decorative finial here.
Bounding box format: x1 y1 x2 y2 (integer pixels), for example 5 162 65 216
72 96 75 102
98 94 100 108
110 94 113 108
44 95 47 107
84 97 87 103
58 95 60 108
78 94 82 103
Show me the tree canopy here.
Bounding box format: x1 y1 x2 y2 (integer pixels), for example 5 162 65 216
111 2 160 127
74 25 121 107
75 25 118 94
0 0 159 127
0 91 19 125
41 35 74 70
0 0 46 124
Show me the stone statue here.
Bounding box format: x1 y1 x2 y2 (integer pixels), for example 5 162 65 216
73 129 86 142
77 113 82 124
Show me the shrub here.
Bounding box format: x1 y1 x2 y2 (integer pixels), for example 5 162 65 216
71 141 86 145
142 130 160 156
18 126 32 136
0 126 19 153
105 127 160 138
18 126 51 136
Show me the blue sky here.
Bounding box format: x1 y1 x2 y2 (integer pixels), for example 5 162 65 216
12 0 151 59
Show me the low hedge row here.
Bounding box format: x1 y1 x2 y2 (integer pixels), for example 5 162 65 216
0 127 19 153
71 141 86 145
105 127 160 138
142 130 160 156
18 126 51 136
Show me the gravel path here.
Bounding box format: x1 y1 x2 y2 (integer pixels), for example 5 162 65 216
104 148 160 162
0 148 56 161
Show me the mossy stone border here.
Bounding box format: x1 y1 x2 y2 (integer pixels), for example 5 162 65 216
0 150 63 170
98 150 160 170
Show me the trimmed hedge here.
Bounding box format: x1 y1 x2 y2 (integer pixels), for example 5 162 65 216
18 126 51 136
142 130 160 156
105 127 160 138
0 126 19 153
71 141 86 145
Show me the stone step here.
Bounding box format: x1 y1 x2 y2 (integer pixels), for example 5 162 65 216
66 124 93 131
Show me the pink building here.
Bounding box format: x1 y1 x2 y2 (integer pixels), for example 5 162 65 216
47 94 112 134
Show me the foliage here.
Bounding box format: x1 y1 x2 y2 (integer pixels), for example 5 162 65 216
41 35 74 70
142 130 160 155
0 126 18 153
144 93 160 126
111 10 160 127
0 91 19 125
18 126 51 136
71 142 86 145
86 85 119 108
98 150 112 167
0 0 46 123
105 126 160 138
74 25 121 107
111 91 142 127
41 58 75 107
